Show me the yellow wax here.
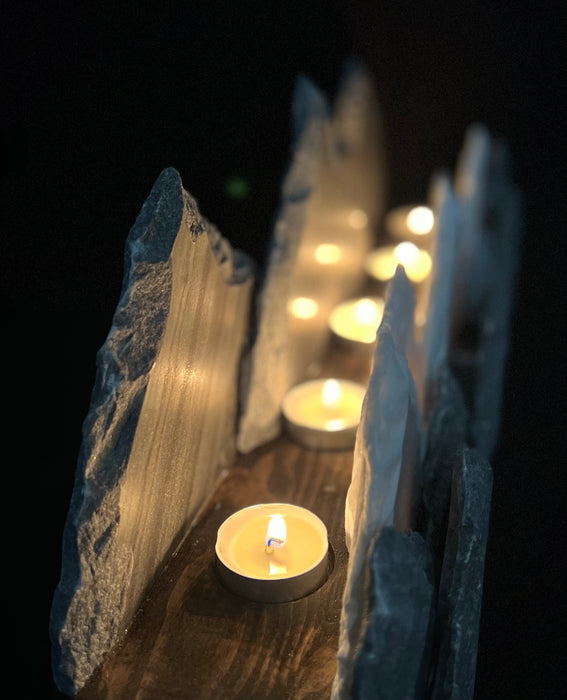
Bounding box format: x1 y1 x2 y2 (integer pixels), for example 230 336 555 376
216 504 328 580
281 378 366 432
329 297 385 344
365 243 432 284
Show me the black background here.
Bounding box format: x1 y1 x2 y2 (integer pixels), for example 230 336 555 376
4 2 564 699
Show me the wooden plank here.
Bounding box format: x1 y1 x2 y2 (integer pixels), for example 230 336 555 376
76 335 377 700
78 435 354 700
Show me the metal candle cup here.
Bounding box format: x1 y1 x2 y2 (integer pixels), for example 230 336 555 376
215 503 329 603
328 296 385 352
282 378 366 450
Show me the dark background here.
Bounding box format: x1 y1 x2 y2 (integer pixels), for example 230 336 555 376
4 2 564 699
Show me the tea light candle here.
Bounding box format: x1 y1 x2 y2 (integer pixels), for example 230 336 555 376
282 378 366 450
328 296 385 350
215 503 329 602
365 242 432 285
385 204 434 241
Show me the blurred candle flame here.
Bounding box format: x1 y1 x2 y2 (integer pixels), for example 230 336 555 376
289 297 319 319
348 209 368 229
315 243 342 264
405 205 434 235
322 378 341 407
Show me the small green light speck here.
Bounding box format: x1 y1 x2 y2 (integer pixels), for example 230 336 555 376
224 176 251 201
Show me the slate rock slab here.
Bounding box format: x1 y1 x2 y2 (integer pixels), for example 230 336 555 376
237 62 384 453
352 528 434 700
417 364 469 582
431 448 493 700
50 168 253 696
451 124 523 458
333 267 424 700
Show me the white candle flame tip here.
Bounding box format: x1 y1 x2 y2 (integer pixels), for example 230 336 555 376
322 378 341 407
406 205 434 234
265 514 287 550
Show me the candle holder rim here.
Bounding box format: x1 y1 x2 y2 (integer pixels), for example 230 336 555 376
215 502 329 580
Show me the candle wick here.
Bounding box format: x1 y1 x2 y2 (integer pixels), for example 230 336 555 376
265 537 285 554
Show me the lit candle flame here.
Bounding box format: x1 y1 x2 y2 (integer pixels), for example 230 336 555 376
315 243 342 265
353 298 382 326
265 514 287 553
394 242 432 283
321 378 341 407
405 205 434 235
395 241 420 266
322 379 345 431
288 297 319 319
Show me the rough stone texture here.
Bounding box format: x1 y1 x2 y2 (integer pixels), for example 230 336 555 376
421 174 460 401
352 528 433 700
50 168 253 696
237 62 384 453
451 124 523 458
431 448 493 700
236 75 329 453
332 268 424 700
417 364 469 583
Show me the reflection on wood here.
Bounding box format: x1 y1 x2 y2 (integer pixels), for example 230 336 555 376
78 436 354 700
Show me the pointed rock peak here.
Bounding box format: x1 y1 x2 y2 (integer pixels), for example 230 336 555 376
379 265 416 353
291 73 330 143
154 165 183 190
125 167 184 265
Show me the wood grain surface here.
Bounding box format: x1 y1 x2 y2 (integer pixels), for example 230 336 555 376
78 437 351 700
77 344 375 700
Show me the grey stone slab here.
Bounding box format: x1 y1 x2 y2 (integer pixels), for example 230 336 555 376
450 125 523 458
236 75 330 454
417 364 469 582
422 174 460 393
431 448 493 700
467 141 523 458
352 528 434 700
333 268 425 700
50 168 253 696
237 62 384 453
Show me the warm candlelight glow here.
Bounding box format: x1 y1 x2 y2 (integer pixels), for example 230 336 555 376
406 205 434 235
415 309 427 327
329 296 385 345
265 514 287 552
288 296 319 319
348 209 368 229
394 242 432 283
215 503 329 601
385 203 434 241
354 298 380 324
281 378 366 448
315 243 343 264
365 243 432 284
321 378 341 407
